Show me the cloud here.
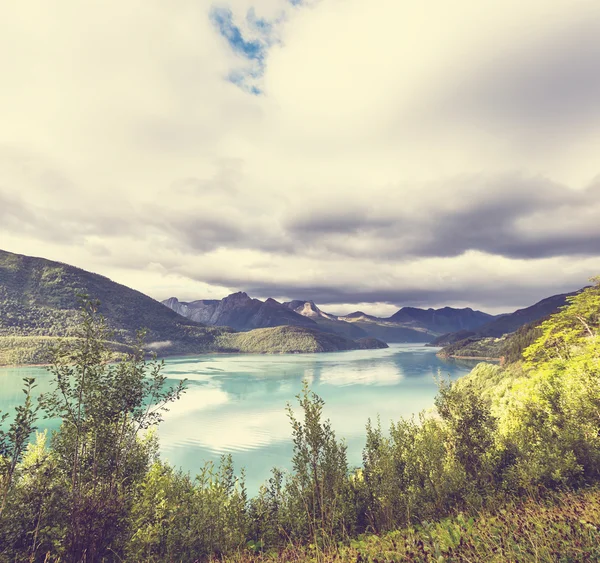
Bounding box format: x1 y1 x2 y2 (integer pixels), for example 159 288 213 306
1 0 599 314
284 174 600 260
437 18 600 143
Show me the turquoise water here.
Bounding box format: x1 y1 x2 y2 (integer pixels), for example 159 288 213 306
0 344 474 493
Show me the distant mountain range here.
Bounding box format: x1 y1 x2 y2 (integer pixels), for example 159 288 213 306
0 249 387 365
339 307 496 343
387 307 495 334
163 295 496 343
164 286 585 362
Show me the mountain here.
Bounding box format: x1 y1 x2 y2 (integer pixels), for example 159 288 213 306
283 300 368 339
428 330 478 347
163 295 369 339
386 306 495 334
436 320 546 364
162 297 221 323
163 293 317 331
338 316 434 343
471 291 578 337
219 326 388 354
164 294 439 343
338 306 494 343
340 311 378 321
435 290 581 360
164 294 495 344
0 249 387 365
0 248 230 346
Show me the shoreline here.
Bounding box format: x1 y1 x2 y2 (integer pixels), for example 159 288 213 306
1 344 398 369
437 353 501 361
0 362 52 370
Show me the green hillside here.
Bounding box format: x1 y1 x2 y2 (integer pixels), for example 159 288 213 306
0 249 234 363
437 319 548 362
217 325 387 354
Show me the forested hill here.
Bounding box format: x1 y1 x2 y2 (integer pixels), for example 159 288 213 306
0 249 387 364
0 248 233 362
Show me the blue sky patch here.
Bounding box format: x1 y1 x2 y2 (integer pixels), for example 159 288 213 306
210 4 292 94
210 7 266 62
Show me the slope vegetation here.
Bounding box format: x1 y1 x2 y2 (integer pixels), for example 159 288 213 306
218 325 387 354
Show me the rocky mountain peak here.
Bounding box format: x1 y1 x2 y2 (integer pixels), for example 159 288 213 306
223 291 252 303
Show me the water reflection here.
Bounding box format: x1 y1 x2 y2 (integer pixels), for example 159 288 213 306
157 345 472 491
0 344 473 493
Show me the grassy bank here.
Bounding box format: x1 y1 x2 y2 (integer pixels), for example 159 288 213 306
217 486 600 562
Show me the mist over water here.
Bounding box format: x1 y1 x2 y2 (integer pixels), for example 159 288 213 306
0 344 473 494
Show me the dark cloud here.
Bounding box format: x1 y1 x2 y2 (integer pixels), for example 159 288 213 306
412 178 600 259
4 169 599 263
0 192 43 232
159 215 247 253
184 272 583 313
1 152 597 312
288 209 395 235
283 175 600 260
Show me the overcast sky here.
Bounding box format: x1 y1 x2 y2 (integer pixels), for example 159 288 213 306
1 0 599 316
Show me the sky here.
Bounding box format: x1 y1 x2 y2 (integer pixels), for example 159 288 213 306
1 0 600 316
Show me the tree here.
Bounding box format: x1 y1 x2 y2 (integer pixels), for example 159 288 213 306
499 277 600 490
38 297 186 561
286 381 352 545
0 377 39 516
436 379 497 486
524 277 600 366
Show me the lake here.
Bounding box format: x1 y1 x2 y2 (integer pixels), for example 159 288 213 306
0 344 475 494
